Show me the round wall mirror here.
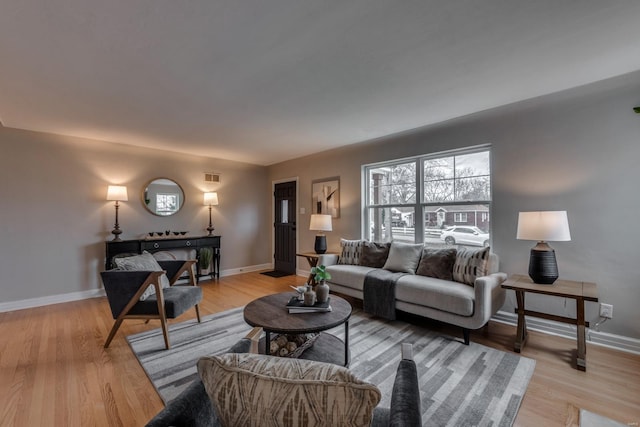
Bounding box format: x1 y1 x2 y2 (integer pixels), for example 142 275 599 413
142 178 185 216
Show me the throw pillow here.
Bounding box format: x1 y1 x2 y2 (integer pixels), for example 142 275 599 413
359 242 391 268
452 246 490 286
382 241 423 273
198 353 381 427
415 248 457 280
338 239 364 265
114 251 170 300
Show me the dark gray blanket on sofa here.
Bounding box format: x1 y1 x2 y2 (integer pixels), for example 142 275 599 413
363 269 406 320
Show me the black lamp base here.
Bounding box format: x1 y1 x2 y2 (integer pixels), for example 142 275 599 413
528 242 558 285
314 235 327 254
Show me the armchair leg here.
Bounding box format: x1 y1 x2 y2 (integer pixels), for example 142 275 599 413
104 319 124 348
159 318 171 350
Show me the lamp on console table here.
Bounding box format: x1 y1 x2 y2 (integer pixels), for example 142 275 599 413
310 214 332 254
517 211 571 285
106 185 128 241
203 192 219 236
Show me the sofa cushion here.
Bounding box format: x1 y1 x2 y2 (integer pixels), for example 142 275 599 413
359 242 391 268
382 242 423 273
415 248 457 280
198 353 381 427
338 239 364 265
114 251 170 300
326 264 377 291
452 247 490 286
396 275 475 316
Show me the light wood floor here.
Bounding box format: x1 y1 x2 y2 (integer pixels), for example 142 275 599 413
1 272 638 426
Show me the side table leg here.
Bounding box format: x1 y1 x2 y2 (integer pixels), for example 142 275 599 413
514 290 528 353
576 297 587 371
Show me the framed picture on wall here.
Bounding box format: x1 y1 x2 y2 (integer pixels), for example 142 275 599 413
312 177 340 218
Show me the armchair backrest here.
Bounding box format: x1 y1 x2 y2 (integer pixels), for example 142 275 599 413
101 270 156 318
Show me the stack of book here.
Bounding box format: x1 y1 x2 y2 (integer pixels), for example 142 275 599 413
286 296 332 314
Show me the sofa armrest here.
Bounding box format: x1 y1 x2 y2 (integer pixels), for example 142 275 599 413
473 272 507 319
389 344 421 427
318 253 339 266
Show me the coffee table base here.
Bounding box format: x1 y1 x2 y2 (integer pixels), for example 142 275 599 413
259 332 350 367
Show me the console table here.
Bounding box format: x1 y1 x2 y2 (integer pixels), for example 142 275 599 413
105 235 221 279
502 274 598 371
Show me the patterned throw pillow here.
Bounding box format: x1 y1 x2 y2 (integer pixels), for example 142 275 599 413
452 246 490 286
114 251 170 300
382 241 424 273
198 353 381 427
338 239 364 265
359 242 391 268
415 248 457 280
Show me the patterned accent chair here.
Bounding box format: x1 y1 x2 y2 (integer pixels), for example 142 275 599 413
101 260 202 350
145 338 421 427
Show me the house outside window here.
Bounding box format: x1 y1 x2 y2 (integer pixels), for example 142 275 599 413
363 146 491 248
156 193 180 216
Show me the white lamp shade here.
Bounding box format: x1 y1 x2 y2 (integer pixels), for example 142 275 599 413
203 192 219 206
310 214 332 232
517 211 571 242
106 185 128 201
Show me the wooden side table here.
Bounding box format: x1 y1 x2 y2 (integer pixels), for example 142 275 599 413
296 252 338 286
502 274 598 371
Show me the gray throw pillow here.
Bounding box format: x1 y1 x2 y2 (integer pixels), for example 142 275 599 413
359 242 391 268
382 242 423 273
114 251 170 300
415 248 457 280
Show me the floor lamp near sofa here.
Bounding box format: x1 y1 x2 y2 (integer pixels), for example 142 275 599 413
517 211 571 284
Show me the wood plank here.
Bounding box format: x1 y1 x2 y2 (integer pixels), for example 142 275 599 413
0 271 638 427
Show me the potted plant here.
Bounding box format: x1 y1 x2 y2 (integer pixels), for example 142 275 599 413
199 247 213 275
310 265 331 303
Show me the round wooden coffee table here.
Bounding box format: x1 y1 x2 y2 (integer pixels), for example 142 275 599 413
243 292 352 366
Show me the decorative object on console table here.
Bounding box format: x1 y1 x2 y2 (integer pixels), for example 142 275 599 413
106 185 128 241
310 214 332 254
203 192 218 236
517 211 571 284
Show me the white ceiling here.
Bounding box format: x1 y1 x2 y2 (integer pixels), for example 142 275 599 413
1 1 640 165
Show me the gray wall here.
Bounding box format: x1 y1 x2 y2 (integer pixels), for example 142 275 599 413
0 127 271 303
267 71 640 339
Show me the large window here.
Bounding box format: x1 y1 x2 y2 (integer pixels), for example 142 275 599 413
364 146 491 248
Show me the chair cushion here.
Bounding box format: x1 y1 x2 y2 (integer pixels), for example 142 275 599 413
452 246 490 286
415 248 457 280
359 242 391 268
382 241 423 273
130 286 202 318
115 251 170 300
197 353 381 427
338 239 364 265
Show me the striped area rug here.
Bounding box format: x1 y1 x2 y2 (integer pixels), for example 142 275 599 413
128 307 535 426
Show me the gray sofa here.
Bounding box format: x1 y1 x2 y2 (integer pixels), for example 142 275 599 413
146 337 421 427
320 245 506 344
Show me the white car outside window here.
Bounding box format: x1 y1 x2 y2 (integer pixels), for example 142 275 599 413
440 226 490 247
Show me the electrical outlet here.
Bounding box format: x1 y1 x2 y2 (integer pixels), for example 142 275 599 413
599 303 613 319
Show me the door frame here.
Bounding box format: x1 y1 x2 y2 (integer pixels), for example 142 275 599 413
271 177 299 273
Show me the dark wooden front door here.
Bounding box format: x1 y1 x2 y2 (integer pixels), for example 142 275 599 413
274 181 296 273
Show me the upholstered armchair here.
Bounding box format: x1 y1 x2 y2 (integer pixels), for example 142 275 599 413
145 338 421 427
101 259 203 350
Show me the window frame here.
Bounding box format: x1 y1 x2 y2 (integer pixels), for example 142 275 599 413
362 144 492 244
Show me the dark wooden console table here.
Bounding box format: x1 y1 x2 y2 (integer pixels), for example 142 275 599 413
105 235 221 279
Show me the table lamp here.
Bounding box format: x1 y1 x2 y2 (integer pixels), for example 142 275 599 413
203 192 219 236
517 211 571 284
106 185 128 241
310 214 332 254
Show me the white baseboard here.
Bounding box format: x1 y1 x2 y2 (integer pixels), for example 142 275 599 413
0 288 106 313
0 262 275 313
492 310 640 355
